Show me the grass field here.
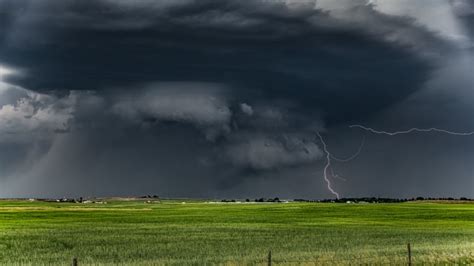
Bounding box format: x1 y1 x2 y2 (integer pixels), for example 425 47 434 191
0 199 473 265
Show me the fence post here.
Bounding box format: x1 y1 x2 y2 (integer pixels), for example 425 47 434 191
407 243 412 266
72 257 78 266
268 250 272 266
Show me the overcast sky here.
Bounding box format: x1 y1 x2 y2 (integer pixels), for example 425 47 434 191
0 0 473 199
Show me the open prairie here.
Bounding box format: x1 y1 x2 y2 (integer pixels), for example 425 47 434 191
0 200 473 265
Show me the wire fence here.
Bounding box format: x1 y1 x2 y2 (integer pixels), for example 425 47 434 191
67 244 474 265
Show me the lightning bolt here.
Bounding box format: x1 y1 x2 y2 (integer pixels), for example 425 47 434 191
314 125 474 199
330 135 366 162
316 132 340 199
316 123 474 198
315 132 365 199
350 125 474 136
330 167 347 181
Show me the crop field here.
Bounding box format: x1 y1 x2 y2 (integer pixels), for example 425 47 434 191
0 199 473 265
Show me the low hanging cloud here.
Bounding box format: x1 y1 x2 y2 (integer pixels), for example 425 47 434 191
112 83 232 140
224 133 323 170
0 81 325 193
0 82 74 142
0 81 233 142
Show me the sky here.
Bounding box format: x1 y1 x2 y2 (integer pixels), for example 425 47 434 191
0 0 473 199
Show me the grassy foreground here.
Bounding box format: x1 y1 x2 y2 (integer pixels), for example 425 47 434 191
0 200 473 265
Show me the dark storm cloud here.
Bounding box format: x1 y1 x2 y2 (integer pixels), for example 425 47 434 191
0 0 450 123
0 0 466 198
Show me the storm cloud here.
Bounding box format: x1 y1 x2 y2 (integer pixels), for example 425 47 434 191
0 0 472 198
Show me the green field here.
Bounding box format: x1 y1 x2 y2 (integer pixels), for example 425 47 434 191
0 199 473 265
